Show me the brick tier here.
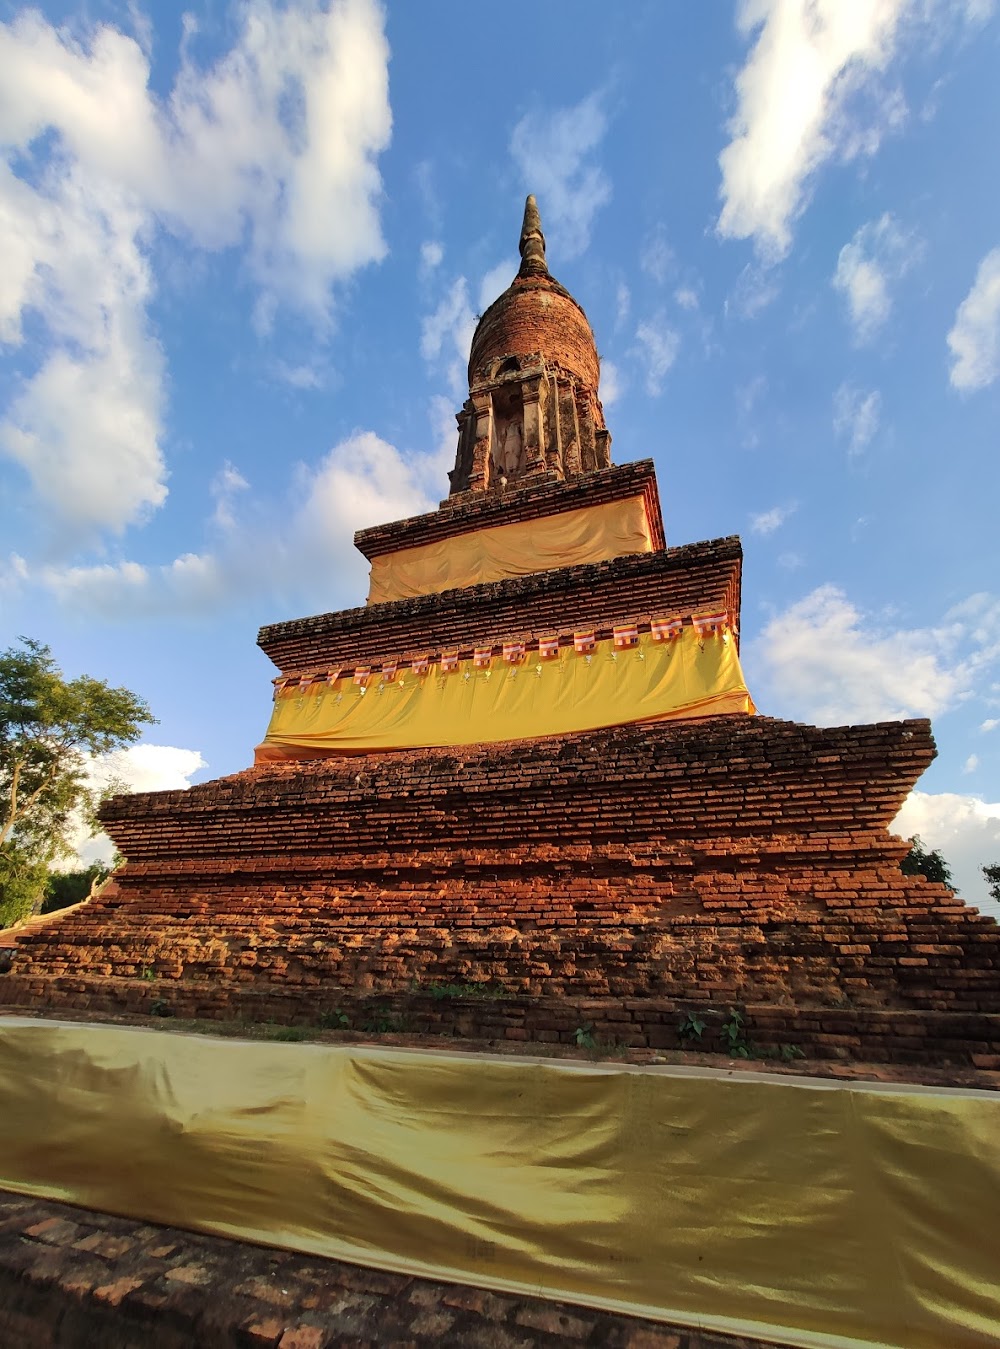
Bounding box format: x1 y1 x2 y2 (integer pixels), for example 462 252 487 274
354 460 664 561
259 536 741 673
4 717 999 1064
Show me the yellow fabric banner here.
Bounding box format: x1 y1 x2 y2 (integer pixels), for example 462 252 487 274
1 1019 998 1349
256 627 754 760
366 495 654 604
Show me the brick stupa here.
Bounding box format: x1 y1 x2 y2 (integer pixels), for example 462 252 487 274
5 198 999 1064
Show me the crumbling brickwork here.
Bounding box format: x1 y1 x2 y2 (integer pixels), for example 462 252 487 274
4 718 999 1064
354 461 663 561
259 535 740 673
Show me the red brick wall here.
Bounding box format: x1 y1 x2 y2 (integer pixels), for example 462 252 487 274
468 272 601 391
354 461 662 560
258 536 741 672
5 717 1000 1065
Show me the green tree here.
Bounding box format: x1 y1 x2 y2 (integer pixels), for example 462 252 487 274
983 864 1000 904
0 639 154 928
901 834 954 888
41 862 114 915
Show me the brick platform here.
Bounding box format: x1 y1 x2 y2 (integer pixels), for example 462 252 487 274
4 717 999 1064
0 1189 776 1349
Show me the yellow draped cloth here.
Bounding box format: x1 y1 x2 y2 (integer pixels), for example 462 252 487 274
366 495 654 604
256 627 754 761
1 1019 998 1349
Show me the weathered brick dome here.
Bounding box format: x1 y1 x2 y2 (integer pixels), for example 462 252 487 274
467 195 602 395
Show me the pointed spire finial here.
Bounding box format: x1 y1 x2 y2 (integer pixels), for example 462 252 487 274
518 194 548 277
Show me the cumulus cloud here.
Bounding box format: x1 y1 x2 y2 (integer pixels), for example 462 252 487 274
0 0 392 544
718 0 913 257
892 791 1000 918
750 503 796 535
419 239 444 277
947 246 1000 390
509 91 611 259
833 383 881 456
747 584 1000 726
633 315 680 396
833 213 922 341
67 744 208 870
30 430 442 621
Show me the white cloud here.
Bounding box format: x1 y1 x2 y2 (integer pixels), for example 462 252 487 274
833 383 881 456
478 258 518 314
964 753 980 773
725 262 780 320
751 503 796 535
947 246 1000 390
420 240 444 276
633 316 680 396
640 228 673 285
599 360 624 407
615 282 631 330
67 744 208 870
675 287 700 311
717 0 913 257
892 791 1000 918
420 275 476 397
210 461 250 530
509 91 611 259
747 584 1000 725
833 213 922 341
982 718 1000 733
31 430 442 621
0 1 392 544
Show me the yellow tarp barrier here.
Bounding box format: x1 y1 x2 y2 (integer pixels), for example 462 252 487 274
366 495 654 604
256 628 754 760
0 1019 998 1349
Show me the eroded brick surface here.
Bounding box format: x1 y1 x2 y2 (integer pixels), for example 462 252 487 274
4 717 999 1064
259 527 729 673
0 1189 779 1348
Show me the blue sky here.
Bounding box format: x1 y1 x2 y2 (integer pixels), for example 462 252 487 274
1 0 999 909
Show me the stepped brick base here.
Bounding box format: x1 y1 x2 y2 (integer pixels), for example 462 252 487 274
4 717 999 1065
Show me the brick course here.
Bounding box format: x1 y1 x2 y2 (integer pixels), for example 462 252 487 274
5 716 999 1064
258 535 740 673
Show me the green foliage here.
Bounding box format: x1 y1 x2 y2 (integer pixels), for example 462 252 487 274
573 1023 597 1050
982 863 1000 903
361 1007 409 1034
149 999 173 1018
40 863 111 914
426 981 504 1001
677 1011 707 1043
901 835 953 887
0 848 48 929
317 1009 351 1030
719 1008 751 1058
0 638 153 928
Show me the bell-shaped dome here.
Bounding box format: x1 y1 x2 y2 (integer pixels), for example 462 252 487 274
468 196 601 394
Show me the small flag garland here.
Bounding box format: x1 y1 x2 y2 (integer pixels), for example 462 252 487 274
692 610 729 639
274 608 738 701
651 617 683 642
